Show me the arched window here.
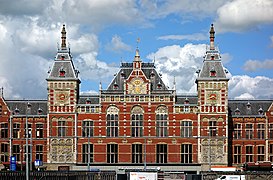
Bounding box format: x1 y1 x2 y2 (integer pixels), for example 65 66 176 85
106 106 119 137
156 106 168 137
131 106 143 137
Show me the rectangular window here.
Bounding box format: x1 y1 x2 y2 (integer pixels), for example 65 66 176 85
82 144 93 163
270 144 273 154
156 114 168 137
181 121 192 137
233 124 241 139
24 145 31 161
82 121 94 137
246 145 253 162
131 115 143 137
36 124 43 138
233 145 241 164
209 121 217 137
106 114 118 137
35 145 43 161
13 145 20 161
132 144 142 163
0 143 8 162
0 123 8 138
58 121 66 137
156 144 167 163
245 124 253 139
107 144 118 163
181 144 192 163
257 146 265 161
24 124 32 138
257 124 265 139
13 123 20 139
269 124 273 139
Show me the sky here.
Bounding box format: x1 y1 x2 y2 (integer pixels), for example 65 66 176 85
0 0 273 100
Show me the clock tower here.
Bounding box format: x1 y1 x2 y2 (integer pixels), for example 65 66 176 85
46 25 80 167
196 24 229 169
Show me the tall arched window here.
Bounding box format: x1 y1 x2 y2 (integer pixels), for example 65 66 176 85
156 106 168 137
131 106 143 137
58 118 66 137
106 106 119 137
209 118 217 137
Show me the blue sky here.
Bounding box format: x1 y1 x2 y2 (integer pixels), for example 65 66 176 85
0 0 272 99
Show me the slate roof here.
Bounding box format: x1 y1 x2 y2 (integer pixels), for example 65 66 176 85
228 100 272 117
105 61 171 94
175 95 198 105
5 100 48 116
78 95 100 105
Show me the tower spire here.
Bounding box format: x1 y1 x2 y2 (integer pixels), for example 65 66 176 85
209 24 215 50
61 24 67 50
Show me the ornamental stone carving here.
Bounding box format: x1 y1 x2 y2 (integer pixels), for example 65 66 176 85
50 138 74 163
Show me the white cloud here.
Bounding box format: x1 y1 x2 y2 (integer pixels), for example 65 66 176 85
215 0 273 32
157 33 207 41
229 75 273 99
139 0 226 19
147 44 206 94
106 35 132 53
234 93 255 100
243 59 273 72
76 52 119 83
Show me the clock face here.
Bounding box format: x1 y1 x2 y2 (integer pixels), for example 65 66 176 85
55 91 69 105
206 91 219 105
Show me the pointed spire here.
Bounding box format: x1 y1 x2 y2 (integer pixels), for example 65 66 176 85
61 24 67 50
209 24 215 50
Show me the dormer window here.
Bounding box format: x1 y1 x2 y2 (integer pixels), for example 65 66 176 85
184 98 189 105
113 81 119 90
86 98 91 104
246 102 251 109
37 108 43 115
258 107 263 115
235 107 240 115
61 55 65 60
120 70 125 78
150 70 155 78
14 108 20 115
211 55 215 60
210 68 216 77
59 66 65 77
157 81 162 89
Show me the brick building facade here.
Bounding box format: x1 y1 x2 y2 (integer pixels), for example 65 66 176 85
0 24 273 172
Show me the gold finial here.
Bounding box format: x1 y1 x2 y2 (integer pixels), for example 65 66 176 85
61 24 67 49
209 24 215 50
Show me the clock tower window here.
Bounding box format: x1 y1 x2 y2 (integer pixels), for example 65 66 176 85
210 68 216 77
59 66 66 77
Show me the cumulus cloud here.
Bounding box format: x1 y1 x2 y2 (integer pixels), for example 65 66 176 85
147 44 206 94
243 59 273 72
157 33 207 41
139 0 226 19
106 35 132 53
229 75 273 99
215 0 273 32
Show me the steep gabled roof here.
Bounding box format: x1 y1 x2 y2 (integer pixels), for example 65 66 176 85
104 50 171 94
47 25 80 81
228 100 272 117
196 24 228 81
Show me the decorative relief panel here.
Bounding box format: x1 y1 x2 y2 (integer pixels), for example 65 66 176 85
201 139 225 163
127 78 147 94
50 138 74 163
